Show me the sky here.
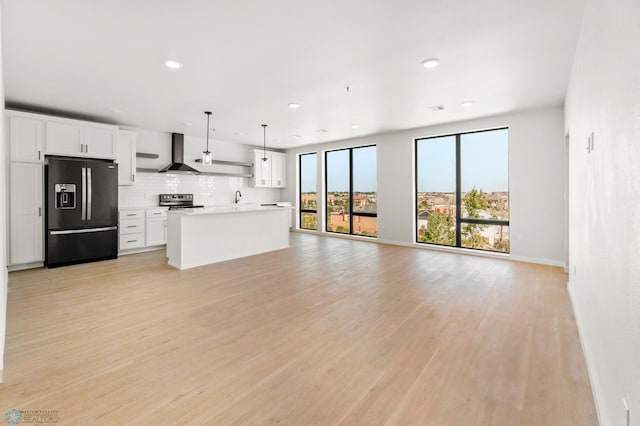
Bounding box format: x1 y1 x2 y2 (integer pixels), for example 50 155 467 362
417 128 509 192
301 128 508 194
301 146 377 193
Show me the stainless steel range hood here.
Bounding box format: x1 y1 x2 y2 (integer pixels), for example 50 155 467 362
159 133 200 174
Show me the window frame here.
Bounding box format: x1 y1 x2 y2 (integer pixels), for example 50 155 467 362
324 144 377 238
298 152 318 231
415 127 509 253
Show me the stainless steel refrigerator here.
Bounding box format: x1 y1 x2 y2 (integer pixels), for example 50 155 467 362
45 157 118 267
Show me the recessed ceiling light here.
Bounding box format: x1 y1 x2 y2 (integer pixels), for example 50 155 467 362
291 134 302 139
110 108 123 113
234 132 244 136
421 58 440 69
181 122 193 127
317 129 328 133
462 101 474 107
351 124 360 129
165 60 183 69
428 105 445 111
288 103 301 109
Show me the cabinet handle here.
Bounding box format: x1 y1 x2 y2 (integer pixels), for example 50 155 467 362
132 174 135 182
127 240 137 243
127 225 136 228
38 207 42 217
126 214 136 216
80 144 84 153
85 144 89 153
38 151 41 160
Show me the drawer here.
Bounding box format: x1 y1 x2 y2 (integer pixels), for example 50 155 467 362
146 208 168 219
120 233 145 250
120 218 144 234
119 210 144 220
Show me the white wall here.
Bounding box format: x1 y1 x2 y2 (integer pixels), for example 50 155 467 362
564 0 640 424
284 107 566 265
0 3 7 383
118 128 282 208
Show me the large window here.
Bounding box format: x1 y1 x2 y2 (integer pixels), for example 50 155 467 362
299 152 318 230
416 128 509 253
326 145 377 237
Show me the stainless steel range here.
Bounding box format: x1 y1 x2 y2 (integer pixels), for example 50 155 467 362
159 194 205 210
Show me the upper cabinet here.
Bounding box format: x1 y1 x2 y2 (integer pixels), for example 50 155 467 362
6 110 119 161
7 112 44 163
252 149 286 188
46 120 117 159
117 130 137 185
271 152 286 188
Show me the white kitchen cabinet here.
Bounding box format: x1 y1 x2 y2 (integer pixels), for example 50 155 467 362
271 152 286 188
119 210 145 250
45 121 84 156
252 149 286 188
117 130 137 185
146 209 167 246
7 113 44 163
253 150 271 187
84 126 118 159
10 162 44 265
45 120 117 159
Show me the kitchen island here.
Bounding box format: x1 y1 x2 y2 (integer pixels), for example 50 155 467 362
166 205 292 270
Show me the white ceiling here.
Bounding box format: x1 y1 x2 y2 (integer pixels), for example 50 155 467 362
2 0 585 149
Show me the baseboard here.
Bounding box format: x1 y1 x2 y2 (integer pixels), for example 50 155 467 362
376 238 564 267
568 279 609 426
507 255 565 267
118 245 166 256
7 262 44 272
0 369 3 383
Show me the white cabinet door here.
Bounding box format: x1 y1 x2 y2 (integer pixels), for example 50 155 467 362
10 163 44 264
117 131 137 185
146 218 167 246
8 115 44 163
271 152 286 188
145 209 167 246
84 126 117 159
253 150 272 187
45 121 84 156
45 120 118 159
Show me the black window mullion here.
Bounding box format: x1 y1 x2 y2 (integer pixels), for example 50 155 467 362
455 134 462 248
324 151 329 233
349 148 354 234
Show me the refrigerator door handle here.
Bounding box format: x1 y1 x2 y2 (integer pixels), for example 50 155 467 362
87 167 92 221
50 226 118 235
81 167 87 220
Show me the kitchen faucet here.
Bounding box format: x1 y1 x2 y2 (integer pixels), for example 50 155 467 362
234 190 242 204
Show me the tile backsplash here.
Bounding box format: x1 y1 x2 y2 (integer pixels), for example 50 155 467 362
119 172 283 208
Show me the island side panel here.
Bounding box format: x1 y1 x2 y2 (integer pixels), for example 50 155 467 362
169 208 290 270
166 213 184 269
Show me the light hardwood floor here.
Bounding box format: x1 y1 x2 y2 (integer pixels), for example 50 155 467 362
1 233 597 425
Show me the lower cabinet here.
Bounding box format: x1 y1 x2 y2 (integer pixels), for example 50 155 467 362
9 162 44 265
119 210 145 250
145 209 167 246
119 208 167 253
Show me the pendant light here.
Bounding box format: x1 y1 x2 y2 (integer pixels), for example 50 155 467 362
202 111 213 166
261 124 269 164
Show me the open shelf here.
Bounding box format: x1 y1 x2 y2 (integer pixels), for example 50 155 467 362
136 152 159 159
136 168 252 178
194 159 253 167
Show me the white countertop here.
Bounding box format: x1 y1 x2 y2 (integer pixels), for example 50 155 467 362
167 204 293 216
